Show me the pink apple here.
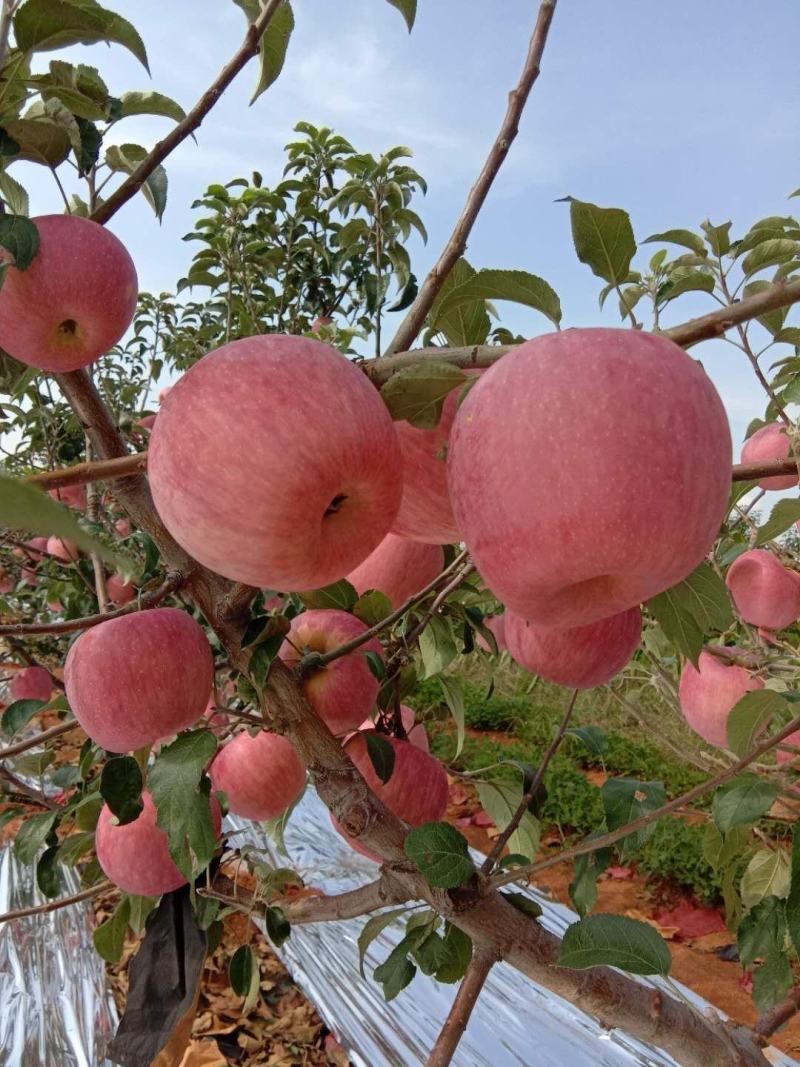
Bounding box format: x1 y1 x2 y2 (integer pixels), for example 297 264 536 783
358 705 430 753
209 730 306 820
23 537 48 557
96 791 221 896
46 536 79 563
149 335 402 589
0 566 12 593
741 423 798 490
777 729 800 767
332 731 448 861
158 386 173 404
0 215 137 372
114 518 132 538
346 534 444 609
311 315 333 331
65 607 214 752
448 329 732 627
504 607 642 689
278 609 382 734
726 549 800 631
48 484 87 510
476 613 507 653
678 650 764 749
20 565 38 586
391 371 480 544
47 600 63 613
136 413 157 431
10 666 52 703
105 573 136 606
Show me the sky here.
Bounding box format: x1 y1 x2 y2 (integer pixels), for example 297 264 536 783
14 0 800 461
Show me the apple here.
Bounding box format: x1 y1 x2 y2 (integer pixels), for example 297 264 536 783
346 533 444 609
20 565 38 586
114 518 132 538
311 315 333 331
136 413 157 431
278 609 382 734
23 537 48 558
65 607 214 752
10 666 52 703
0 566 12 593
777 729 800 767
47 600 63 613
331 731 448 861
448 328 732 627
726 549 800 631
0 215 137 372
48 484 87 510
148 334 402 589
358 705 430 753
95 790 221 896
741 423 798 490
476 613 507 653
106 573 136 606
504 607 642 689
46 536 79 563
158 386 173 404
678 650 764 749
209 729 306 820
391 371 480 544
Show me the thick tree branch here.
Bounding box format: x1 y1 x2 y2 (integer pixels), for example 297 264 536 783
732 456 798 482
25 451 148 490
425 948 499 1067
0 881 112 925
0 573 182 636
90 0 286 225
755 986 800 1037
384 0 559 355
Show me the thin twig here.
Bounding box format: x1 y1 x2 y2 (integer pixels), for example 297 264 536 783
385 0 559 354
482 689 578 873
0 0 18 72
90 0 286 225
755 986 800 1037
491 707 800 891
0 573 182 636
0 882 112 925
425 949 499 1067
0 720 80 761
0 765 57 809
84 437 110 612
25 451 148 490
402 562 476 648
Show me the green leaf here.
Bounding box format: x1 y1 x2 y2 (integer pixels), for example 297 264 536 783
475 779 540 860
385 0 416 30
646 562 732 666
404 822 474 888
105 143 167 221
558 914 671 976
386 273 418 312
434 922 472 983
418 614 458 680
233 0 294 103
0 475 137 576
127 894 158 934
364 650 386 681
742 239 800 277
57 830 95 866
149 729 218 880
753 951 793 1014
365 731 395 784
75 117 101 176
775 327 800 346
566 725 608 756
439 674 465 757
726 690 787 758
93 897 131 963
755 499 800 545
118 90 186 122
357 907 407 977
380 361 468 429
352 589 392 627
568 843 613 917
501 891 543 920
299 578 358 611
428 258 489 346
0 171 29 216
657 267 715 305
565 198 636 285
13 811 58 863
2 697 46 735
265 905 290 947
786 824 800 955
0 214 39 269
601 778 666 851
713 776 781 835
14 0 149 71
743 280 791 335
701 219 732 257
643 229 706 256
738 895 786 968
702 822 750 872
373 942 416 1001
230 943 259 1011
431 268 562 329
1 116 70 166
741 849 791 910
100 755 143 825
36 845 62 898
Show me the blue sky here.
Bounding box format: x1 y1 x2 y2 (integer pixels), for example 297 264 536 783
17 0 800 456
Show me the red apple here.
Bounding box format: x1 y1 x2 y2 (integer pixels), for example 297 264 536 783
95 790 221 896
10 666 52 703
358 705 430 753
741 423 798 490
0 215 137 372
777 729 800 767
504 607 642 689
448 329 732 627
65 607 214 752
346 534 444 609
726 549 800 631
106 573 136 606
278 609 382 734
678 650 764 749
209 730 306 820
149 335 402 589
391 371 480 544
332 731 448 861
114 518 132 538
46 536 79 563
24 537 48 555
48 484 87 510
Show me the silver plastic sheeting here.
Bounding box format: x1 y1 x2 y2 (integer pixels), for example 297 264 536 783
230 790 799 1067
0 846 118 1067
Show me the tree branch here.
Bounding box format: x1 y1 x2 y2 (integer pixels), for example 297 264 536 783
0 573 182 636
25 451 148 490
90 0 286 226
755 986 800 1038
384 0 559 355
0 881 112 925
425 948 499 1067
0 720 79 761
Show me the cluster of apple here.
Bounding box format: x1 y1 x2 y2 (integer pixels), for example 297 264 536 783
1 210 788 897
